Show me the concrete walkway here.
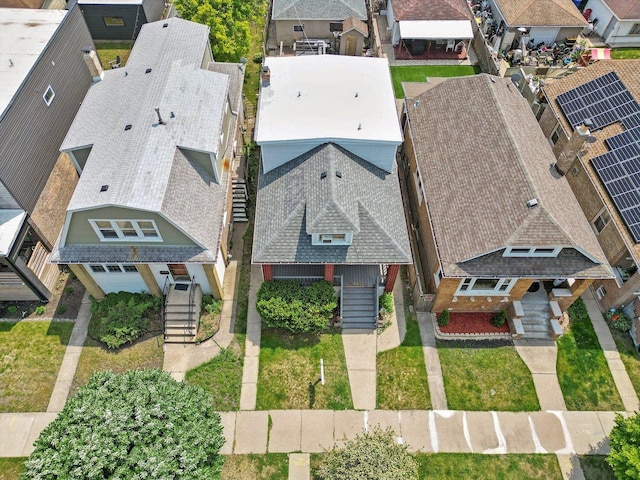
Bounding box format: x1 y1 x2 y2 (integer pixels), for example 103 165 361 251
342 329 377 410
376 279 406 353
515 339 567 411
557 454 586 480
46 292 92 413
239 265 264 410
417 313 448 410
582 289 640 412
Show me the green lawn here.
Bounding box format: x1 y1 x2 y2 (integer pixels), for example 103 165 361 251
0 321 73 412
94 41 132 70
556 298 624 411
390 65 481 98
377 307 431 409
437 340 539 411
69 333 163 399
0 458 24 480
607 323 640 397
221 454 288 479
185 337 244 411
579 455 616 480
414 453 561 479
611 48 640 60
257 329 352 410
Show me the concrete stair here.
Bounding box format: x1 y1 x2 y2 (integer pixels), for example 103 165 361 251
341 286 377 329
520 302 553 340
164 284 202 343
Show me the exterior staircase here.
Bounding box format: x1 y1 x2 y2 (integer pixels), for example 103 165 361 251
520 302 554 340
232 178 248 223
164 283 202 343
341 286 377 329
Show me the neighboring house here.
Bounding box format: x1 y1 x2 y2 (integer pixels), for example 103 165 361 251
540 60 640 310
0 7 93 301
52 18 245 311
386 0 473 59
253 55 412 328
486 0 588 51
0 0 43 7
74 0 165 41
580 0 640 47
271 0 367 52
402 74 611 330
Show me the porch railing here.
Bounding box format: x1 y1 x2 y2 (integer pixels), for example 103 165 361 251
187 275 196 338
161 276 170 341
339 275 344 320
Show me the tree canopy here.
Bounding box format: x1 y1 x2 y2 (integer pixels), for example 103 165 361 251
175 0 265 62
608 412 640 479
23 369 225 479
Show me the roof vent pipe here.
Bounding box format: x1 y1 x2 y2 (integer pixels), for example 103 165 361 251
527 198 539 208
155 108 166 125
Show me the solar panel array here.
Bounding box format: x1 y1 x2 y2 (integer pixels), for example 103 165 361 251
556 71 640 242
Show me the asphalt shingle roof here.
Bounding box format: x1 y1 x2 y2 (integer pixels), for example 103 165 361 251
389 0 472 21
272 0 366 20
601 0 640 20
493 0 588 26
252 143 412 265
406 73 610 279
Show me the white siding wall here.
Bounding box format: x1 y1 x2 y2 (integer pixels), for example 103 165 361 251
605 20 640 47
529 27 560 44
88 265 148 294
148 263 215 295
585 0 615 37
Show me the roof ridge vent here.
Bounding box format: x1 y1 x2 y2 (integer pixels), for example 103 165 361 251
145 68 152 74
527 198 539 208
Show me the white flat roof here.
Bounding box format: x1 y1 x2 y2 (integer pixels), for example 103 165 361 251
399 20 473 40
255 55 402 144
0 8 67 118
0 210 26 256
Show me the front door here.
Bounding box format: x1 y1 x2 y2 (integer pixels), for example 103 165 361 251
346 35 357 56
168 263 190 282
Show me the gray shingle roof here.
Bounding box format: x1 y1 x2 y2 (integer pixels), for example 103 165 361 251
406 73 611 279
272 0 366 20
252 143 412 264
55 18 245 262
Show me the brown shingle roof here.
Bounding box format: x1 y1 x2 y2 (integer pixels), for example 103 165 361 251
390 0 471 21
542 59 640 263
342 16 368 36
494 0 588 26
407 73 610 278
602 0 640 19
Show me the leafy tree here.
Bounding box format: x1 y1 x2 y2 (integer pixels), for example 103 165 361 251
174 0 265 62
608 412 640 479
316 427 418 480
22 369 225 479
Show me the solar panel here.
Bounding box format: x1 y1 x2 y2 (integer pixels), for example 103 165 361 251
559 72 640 242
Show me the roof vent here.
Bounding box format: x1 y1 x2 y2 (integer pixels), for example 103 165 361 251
162 23 168 28
527 198 539 208
355 92 358 97
145 68 152 74
336 171 342 178
100 185 109 192
124 124 132 131
320 171 327 179
357 123 362 130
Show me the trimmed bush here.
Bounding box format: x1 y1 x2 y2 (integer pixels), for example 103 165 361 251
88 292 161 349
608 412 640 479
316 427 418 480
437 310 450 327
256 280 336 333
379 292 394 314
491 309 507 328
604 308 633 332
202 295 223 316
35 305 46 316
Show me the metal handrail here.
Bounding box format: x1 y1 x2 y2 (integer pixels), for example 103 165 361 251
161 276 170 341
339 275 344 321
187 275 196 338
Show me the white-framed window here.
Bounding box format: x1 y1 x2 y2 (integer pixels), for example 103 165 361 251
89 263 138 273
43 85 55 107
413 169 423 205
456 277 516 295
433 267 443 288
312 233 352 246
293 24 304 32
503 247 561 257
89 219 162 242
592 208 611 234
630 23 640 35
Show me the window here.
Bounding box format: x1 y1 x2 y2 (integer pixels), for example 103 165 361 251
630 23 640 35
106 264 121 272
592 208 611 234
122 265 138 272
90 265 106 273
293 24 304 32
413 169 423 205
89 219 162 241
312 233 351 245
89 263 138 273
550 126 561 145
322 234 346 244
329 22 343 32
43 85 55 107
596 285 606 300
103 16 125 27
503 247 561 257
434 267 443 288
456 277 516 295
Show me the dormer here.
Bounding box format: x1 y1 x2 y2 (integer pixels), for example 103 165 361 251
311 233 353 246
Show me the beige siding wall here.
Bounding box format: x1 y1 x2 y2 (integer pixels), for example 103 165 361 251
65 206 197 246
275 20 336 46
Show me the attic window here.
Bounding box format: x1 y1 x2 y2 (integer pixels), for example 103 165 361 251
43 85 55 106
503 247 561 257
145 68 152 74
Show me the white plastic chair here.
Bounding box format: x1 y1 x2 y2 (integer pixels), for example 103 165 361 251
446 39 456 52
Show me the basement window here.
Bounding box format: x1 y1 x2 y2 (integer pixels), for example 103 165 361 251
103 16 125 27
43 85 55 107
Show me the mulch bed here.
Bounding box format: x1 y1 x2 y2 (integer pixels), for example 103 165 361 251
438 312 510 334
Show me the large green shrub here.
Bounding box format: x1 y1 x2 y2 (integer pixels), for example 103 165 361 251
88 292 160 349
316 427 418 480
22 369 225 479
608 412 640 479
256 280 336 333
379 293 394 314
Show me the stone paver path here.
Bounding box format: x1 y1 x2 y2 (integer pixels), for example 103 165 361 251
515 339 567 411
47 292 92 413
582 290 640 412
417 313 448 410
342 330 377 410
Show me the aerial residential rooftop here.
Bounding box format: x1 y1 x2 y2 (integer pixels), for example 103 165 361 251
271 0 366 20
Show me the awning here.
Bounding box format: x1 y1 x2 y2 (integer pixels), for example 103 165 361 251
398 20 473 40
590 48 611 60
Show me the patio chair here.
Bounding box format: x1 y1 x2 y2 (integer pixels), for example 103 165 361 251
446 39 456 52
109 55 121 69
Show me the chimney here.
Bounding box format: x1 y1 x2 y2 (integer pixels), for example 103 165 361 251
553 121 595 176
81 47 103 83
261 65 270 87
